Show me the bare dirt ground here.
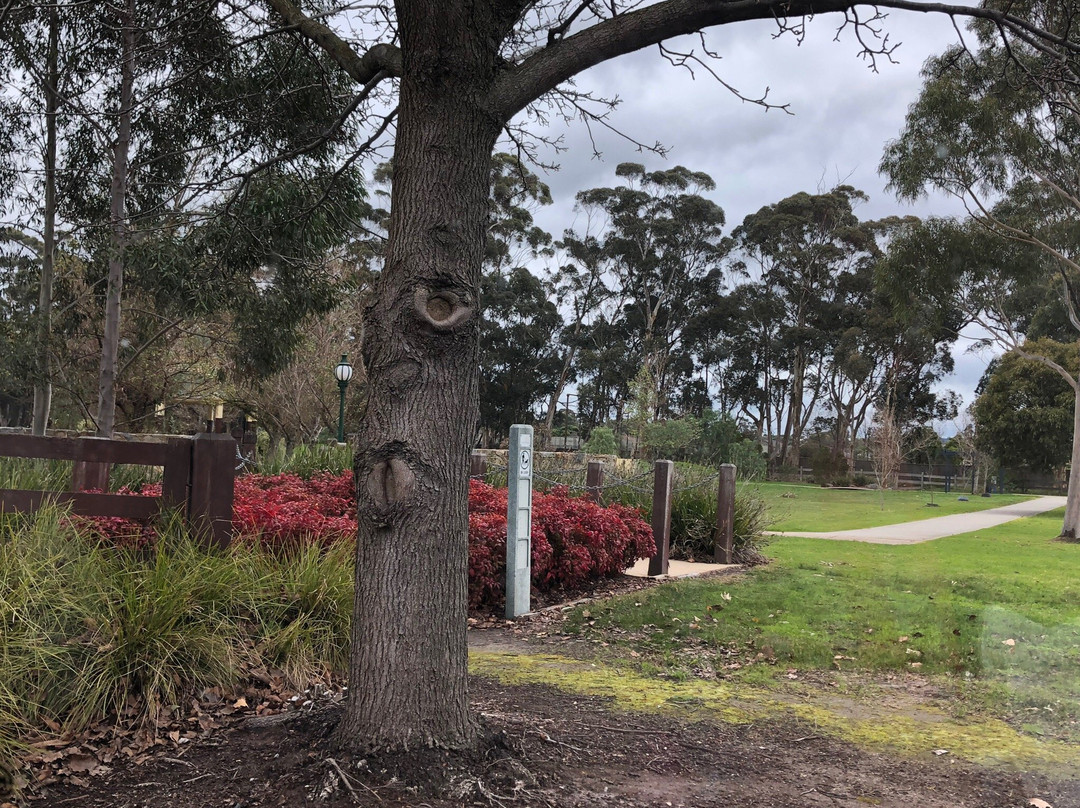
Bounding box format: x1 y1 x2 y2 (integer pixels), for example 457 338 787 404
14 574 1080 808
26 676 1078 808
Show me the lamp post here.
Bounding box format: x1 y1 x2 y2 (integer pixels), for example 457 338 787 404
334 353 353 445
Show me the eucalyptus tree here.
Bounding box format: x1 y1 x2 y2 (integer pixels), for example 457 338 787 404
539 231 613 448
0 0 370 436
730 186 879 466
576 163 727 420
258 0 1080 751
882 1 1080 536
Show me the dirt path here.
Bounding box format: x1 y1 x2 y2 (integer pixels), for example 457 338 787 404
768 495 1067 544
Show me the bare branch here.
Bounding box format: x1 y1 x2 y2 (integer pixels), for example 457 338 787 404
492 0 1080 121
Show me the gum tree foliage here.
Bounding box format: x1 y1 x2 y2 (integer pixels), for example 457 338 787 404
576 163 727 421
882 0 1080 537
729 186 878 466
973 340 1079 472
256 0 1080 749
0 1 369 435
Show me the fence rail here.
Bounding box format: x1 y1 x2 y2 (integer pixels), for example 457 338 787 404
0 431 235 548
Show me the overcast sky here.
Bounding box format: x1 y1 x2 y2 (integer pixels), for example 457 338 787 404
511 10 993 429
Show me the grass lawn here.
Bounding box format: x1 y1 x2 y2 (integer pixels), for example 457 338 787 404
758 481 1036 532
573 508 1080 741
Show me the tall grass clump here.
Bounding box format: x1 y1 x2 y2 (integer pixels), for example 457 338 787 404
0 504 358 781
244 540 354 687
258 441 352 478
0 456 160 493
0 457 71 491
604 461 774 564
0 509 243 735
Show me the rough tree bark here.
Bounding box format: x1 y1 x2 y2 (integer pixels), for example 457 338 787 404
331 0 503 750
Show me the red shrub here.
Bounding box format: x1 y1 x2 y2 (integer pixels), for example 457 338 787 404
233 471 356 548
81 473 655 610
466 480 654 610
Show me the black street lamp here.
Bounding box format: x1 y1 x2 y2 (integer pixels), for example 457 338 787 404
334 353 353 444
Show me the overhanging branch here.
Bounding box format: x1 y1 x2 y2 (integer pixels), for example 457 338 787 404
492 0 1080 121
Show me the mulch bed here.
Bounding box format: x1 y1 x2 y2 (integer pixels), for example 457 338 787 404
24 677 1076 808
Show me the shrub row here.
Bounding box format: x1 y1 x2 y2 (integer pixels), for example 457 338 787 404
83 472 655 610
468 480 654 609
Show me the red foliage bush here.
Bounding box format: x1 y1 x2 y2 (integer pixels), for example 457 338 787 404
82 473 654 609
467 480 654 609
232 471 356 548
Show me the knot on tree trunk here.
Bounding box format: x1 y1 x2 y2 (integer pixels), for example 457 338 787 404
414 286 473 331
364 455 417 516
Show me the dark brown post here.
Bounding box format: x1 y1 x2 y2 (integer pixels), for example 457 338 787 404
71 437 110 492
585 460 604 504
470 451 487 480
189 432 235 549
647 459 674 576
161 437 193 513
714 463 737 564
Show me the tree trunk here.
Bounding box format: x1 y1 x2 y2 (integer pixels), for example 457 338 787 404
541 347 576 449
32 6 59 437
783 348 805 468
96 0 135 437
1061 380 1080 540
333 6 500 751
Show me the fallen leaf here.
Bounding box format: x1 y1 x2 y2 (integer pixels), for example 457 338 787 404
65 753 98 773
932 749 949 756
233 697 248 709
1029 798 1053 808
898 636 909 643
1003 638 1016 647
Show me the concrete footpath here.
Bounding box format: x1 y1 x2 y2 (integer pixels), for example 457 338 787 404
768 495 1068 545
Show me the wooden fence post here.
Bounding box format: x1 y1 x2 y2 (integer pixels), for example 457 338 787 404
714 463 736 564
189 432 235 549
161 437 193 513
585 461 604 504
470 451 487 480
71 437 111 492
647 460 674 577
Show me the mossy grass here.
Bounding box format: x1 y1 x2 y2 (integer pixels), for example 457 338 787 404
569 508 1080 743
468 651 1080 774
760 481 1035 532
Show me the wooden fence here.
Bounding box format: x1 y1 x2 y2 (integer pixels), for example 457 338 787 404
0 431 236 548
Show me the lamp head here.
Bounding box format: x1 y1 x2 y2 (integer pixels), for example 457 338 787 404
334 354 354 384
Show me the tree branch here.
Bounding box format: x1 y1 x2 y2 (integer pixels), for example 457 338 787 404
263 0 401 83
492 0 1080 120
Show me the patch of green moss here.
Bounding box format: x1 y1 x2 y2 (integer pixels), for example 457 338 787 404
469 651 1079 775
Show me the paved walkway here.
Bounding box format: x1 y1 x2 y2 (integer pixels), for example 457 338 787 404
625 558 738 578
767 496 1067 545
